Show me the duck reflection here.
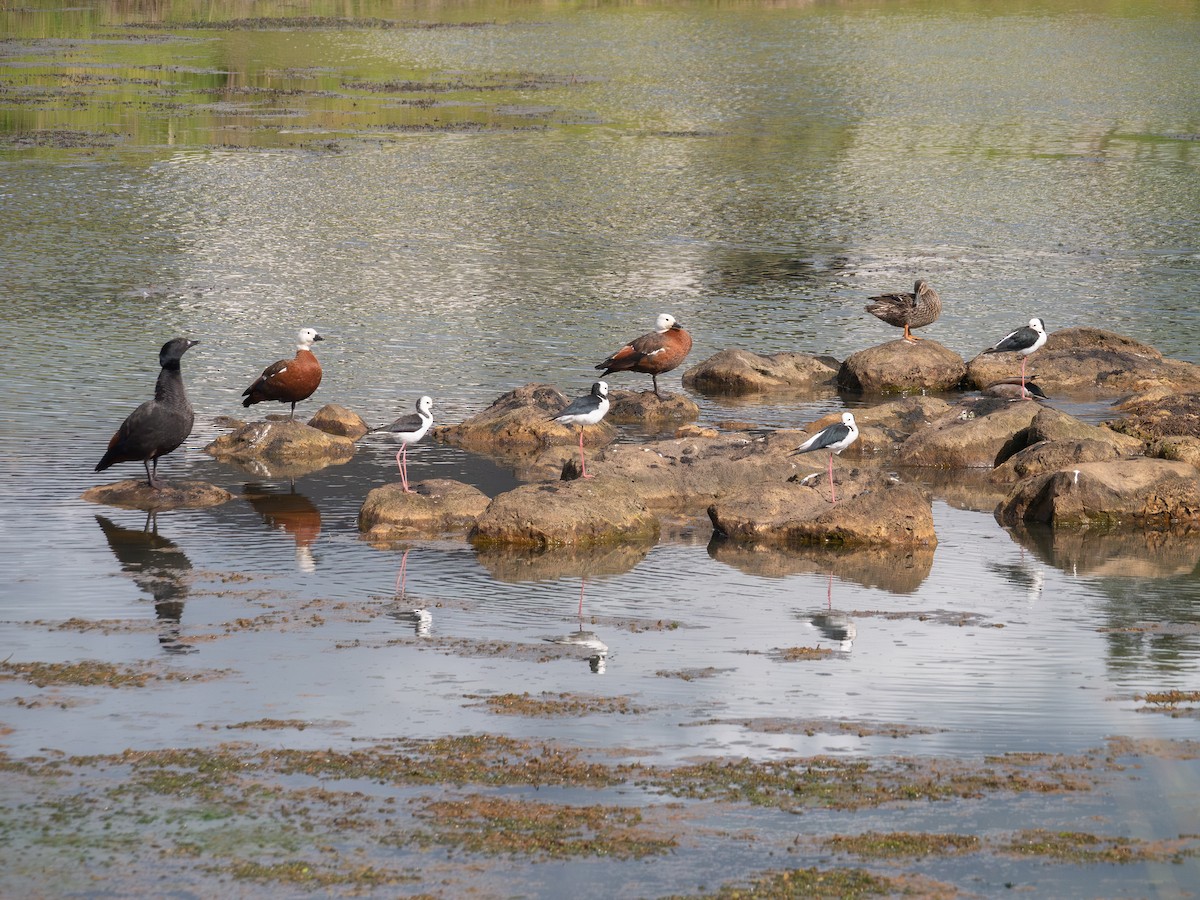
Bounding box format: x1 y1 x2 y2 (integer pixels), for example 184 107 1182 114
544 577 609 673
243 483 321 572
94 513 195 654
800 570 856 652
388 549 431 637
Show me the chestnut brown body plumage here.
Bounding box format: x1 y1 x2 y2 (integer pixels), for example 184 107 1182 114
242 328 325 419
865 279 942 342
596 313 693 399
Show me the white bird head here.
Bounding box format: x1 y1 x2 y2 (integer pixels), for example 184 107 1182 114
654 314 679 333
417 395 433 415
593 380 609 398
842 412 857 428
297 327 324 349
1029 317 1045 333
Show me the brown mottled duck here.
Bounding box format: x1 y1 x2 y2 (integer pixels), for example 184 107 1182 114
865 279 942 342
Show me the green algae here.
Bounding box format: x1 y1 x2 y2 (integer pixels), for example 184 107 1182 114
0 660 224 688
411 794 676 859
824 831 981 858
464 691 647 717
1002 829 1199 864
664 866 898 899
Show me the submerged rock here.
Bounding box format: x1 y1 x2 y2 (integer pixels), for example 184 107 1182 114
1005 521 1200 579
434 383 616 454
682 349 839 395
475 541 652 582
966 327 1200 397
308 403 369 440
82 480 232 511
470 477 660 548
205 419 355 465
359 479 490 540
838 339 966 394
708 471 937 547
995 459 1200 528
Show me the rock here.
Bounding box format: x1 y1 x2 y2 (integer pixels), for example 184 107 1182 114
1023 407 1143 453
682 349 839 395
433 383 616 454
708 471 937 547
675 424 720 439
606 389 699 425
1108 389 1200 441
308 403 369 440
359 479 491 540
82 480 232 511
966 327 1200 397
995 459 1200 528
205 419 355 465
991 439 1125 484
838 339 966 394
1145 436 1200 472
895 398 1041 468
707 539 934 593
581 431 807 511
469 477 660 548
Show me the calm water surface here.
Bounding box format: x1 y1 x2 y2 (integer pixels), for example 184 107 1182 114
3 0 1200 895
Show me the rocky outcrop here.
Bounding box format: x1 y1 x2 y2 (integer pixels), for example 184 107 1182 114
838 339 966 394
607 389 699 425
205 419 355 465
708 471 937 547
433 383 616 454
1145 436 1200 472
82 480 232 510
1108 388 1200 441
989 408 1144 482
308 403 369 440
469 477 660 548
967 327 1200 397
805 397 952 458
895 398 1041 468
579 431 807 511
359 479 491 540
990 439 1125 484
995 459 1200 528
682 349 839 395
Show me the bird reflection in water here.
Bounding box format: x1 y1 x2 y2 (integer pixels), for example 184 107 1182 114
94 513 195 654
803 569 857 653
545 576 609 673
389 549 432 637
243 482 321 572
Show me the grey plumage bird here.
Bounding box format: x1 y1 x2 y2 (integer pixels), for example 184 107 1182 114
95 337 198 489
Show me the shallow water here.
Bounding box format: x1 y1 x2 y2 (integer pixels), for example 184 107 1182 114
3 0 1200 895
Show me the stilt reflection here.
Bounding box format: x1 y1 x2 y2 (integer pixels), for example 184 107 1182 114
801 569 856 653
544 576 609 673
388 549 431 637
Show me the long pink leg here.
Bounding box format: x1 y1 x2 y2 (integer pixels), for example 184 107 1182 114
1020 356 1028 397
829 451 837 504
579 427 593 478
395 548 410 598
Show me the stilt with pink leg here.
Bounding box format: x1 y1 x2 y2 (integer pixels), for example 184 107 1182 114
371 396 433 493
551 381 610 479
983 318 1047 398
791 412 859 505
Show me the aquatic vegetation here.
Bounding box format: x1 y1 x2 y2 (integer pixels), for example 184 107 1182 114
824 830 981 858
465 692 648 717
